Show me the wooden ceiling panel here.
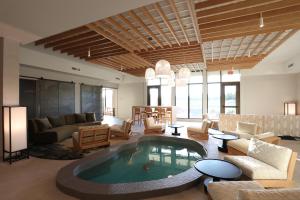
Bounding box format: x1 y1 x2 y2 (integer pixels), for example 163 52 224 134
34 0 299 76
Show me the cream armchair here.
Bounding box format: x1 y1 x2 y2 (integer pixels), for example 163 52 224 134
208 181 300 200
224 138 297 188
144 117 165 134
110 119 133 139
230 121 258 139
187 119 211 140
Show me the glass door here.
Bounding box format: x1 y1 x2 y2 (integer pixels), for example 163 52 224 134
147 86 161 106
221 82 240 114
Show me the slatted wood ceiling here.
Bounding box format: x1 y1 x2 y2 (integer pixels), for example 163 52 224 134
35 0 300 76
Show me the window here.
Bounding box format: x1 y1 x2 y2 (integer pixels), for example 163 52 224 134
207 72 221 119
102 88 116 116
146 79 171 106
176 73 203 119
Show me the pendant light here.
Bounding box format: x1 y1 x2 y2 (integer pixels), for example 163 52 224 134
155 59 171 79
259 13 264 28
168 70 176 87
88 48 91 57
145 68 155 80
176 78 188 87
178 67 191 80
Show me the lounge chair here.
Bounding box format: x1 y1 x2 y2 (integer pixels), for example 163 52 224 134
110 119 133 139
144 117 165 134
187 119 211 140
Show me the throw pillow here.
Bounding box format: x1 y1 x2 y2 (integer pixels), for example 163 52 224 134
75 113 87 123
64 114 76 125
36 118 52 132
85 112 96 122
48 116 65 127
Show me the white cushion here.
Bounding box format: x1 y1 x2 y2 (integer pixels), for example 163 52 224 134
201 119 210 132
146 117 155 127
254 132 275 139
187 127 204 134
228 139 249 154
248 138 292 172
238 188 300 200
110 125 123 132
224 156 287 179
237 122 257 135
208 181 263 200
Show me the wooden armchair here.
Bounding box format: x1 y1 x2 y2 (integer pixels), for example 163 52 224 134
187 119 212 140
72 124 110 151
144 117 165 134
110 119 133 139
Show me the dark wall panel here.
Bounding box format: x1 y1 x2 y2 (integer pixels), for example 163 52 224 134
59 82 75 114
81 84 102 120
20 79 37 119
39 80 59 117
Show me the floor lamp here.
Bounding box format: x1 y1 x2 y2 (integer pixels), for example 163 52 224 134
2 106 29 164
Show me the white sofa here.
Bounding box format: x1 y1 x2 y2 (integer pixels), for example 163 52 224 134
224 138 297 187
208 181 300 200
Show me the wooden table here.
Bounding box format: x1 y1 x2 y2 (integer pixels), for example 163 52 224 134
132 106 173 122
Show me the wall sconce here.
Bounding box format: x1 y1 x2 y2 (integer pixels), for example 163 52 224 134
2 106 28 164
284 102 297 115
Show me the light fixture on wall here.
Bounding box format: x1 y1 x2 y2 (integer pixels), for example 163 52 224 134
145 68 156 80
259 13 264 28
2 106 29 164
284 102 297 115
155 59 171 78
88 48 91 58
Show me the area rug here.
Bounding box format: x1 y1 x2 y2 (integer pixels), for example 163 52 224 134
279 136 300 141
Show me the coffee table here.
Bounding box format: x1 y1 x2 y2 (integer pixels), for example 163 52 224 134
168 124 184 136
212 134 238 153
194 159 242 192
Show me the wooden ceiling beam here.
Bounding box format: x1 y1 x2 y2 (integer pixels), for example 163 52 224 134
202 23 300 41
73 46 126 57
257 31 283 55
53 36 106 51
141 7 173 47
98 20 139 51
154 3 181 46
82 49 128 60
91 59 121 70
60 40 112 53
109 56 137 69
129 11 164 48
106 17 147 50
197 0 284 18
168 0 190 44
117 14 156 49
44 31 97 48
195 0 236 10
35 26 89 45
67 43 120 55
197 0 300 22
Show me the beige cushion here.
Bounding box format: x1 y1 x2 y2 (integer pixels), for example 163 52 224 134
228 139 249 154
72 131 79 142
201 119 210 132
187 127 204 134
110 125 123 133
248 138 292 172
237 122 257 136
146 117 155 127
208 181 263 200
238 188 300 200
224 156 287 179
254 132 275 139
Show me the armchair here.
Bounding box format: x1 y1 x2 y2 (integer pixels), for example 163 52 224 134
144 117 165 134
110 119 133 139
187 119 212 140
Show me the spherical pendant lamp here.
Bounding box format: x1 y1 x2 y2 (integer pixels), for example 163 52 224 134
176 78 188 87
168 70 176 87
178 67 191 80
155 59 171 78
145 68 155 80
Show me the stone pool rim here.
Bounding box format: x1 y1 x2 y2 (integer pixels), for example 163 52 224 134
56 135 207 200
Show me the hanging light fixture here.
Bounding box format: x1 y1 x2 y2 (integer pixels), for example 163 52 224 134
177 67 191 80
155 59 171 78
259 13 264 28
176 78 188 87
88 48 91 57
145 68 156 80
167 70 175 87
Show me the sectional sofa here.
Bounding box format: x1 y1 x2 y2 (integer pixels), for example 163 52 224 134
29 113 102 144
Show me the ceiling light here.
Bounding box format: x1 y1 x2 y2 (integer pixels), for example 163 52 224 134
145 68 155 80
175 78 187 87
88 48 91 57
259 13 264 28
155 60 171 79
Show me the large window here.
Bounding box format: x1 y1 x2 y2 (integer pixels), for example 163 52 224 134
176 73 203 119
147 78 171 106
207 70 240 119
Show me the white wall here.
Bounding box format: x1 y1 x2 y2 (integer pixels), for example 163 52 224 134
240 74 298 115
20 65 118 113
117 82 146 119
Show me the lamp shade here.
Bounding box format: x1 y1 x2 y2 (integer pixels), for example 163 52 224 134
178 67 191 80
3 106 27 152
284 102 297 115
155 59 171 78
176 78 188 87
145 68 155 80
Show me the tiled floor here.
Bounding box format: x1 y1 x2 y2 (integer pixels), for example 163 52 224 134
0 120 299 200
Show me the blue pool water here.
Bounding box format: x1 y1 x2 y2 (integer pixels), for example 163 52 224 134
78 140 205 183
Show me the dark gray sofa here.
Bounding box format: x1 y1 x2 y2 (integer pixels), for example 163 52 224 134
29 113 102 144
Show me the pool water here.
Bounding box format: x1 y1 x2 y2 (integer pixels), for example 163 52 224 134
78 140 204 183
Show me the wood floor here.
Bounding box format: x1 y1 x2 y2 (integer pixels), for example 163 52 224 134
0 121 299 200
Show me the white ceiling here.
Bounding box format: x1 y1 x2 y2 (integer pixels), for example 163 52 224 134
241 30 300 76
0 0 160 42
